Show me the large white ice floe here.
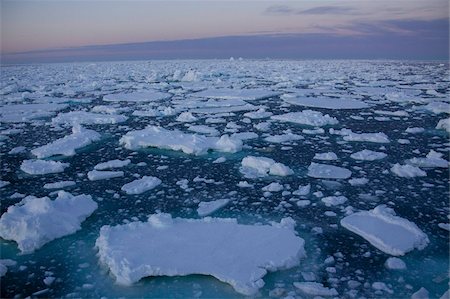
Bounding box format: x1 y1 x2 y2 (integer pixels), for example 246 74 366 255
52 111 127 125
307 163 351 179
20 159 69 175
119 125 242 155
390 164 427 178
0 191 97 253
271 110 338 127
405 150 449 168
121 176 162 195
103 90 171 102
193 88 281 101
95 213 305 295
31 126 101 158
341 205 429 256
282 94 369 110
240 156 293 178
197 198 230 216
350 150 387 161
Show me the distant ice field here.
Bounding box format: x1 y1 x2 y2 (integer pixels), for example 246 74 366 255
0 59 449 298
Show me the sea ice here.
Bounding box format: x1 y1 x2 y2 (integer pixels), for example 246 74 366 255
194 88 281 101
385 257 406 270
52 111 127 125
341 205 429 256
120 126 242 155
0 191 97 253
240 156 293 179
313 152 338 161
95 214 305 295
121 176 162 195
20 159 69 175
405 150 449 168
31 126 101 158
103 90 171 102
436 118 450 133
0 103 68 123
264 133 303 143
197 199 230 216
94 159 131 170
391 164 427 178
350 150 387 161
307 163 352 179
283 95 369 110
87 170 124 181
321 195 348 207
271 110 338 127
43 181 76 189
293 282 338 296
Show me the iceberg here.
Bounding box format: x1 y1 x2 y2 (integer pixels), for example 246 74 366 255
95 214 305 295
341 205 429 256
0 191 97 253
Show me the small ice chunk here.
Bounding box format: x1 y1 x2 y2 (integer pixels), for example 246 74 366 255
314 152 338 161
349 178 369 186
293 282 338 296
94 159 131 170
197 199 230 216
372 282 393 294
121 176 162 195
212 157 226 163
243 108 273 119
95 214 305 296
0 180 10 188
436 118 450 133
391 164 427 178
411 287 429 299
52 111 127 125
8 146 26 154
293 184 311 196
264 133 303 143
307 163 351 179
176 112 198 122
385 257 406 270
350 150 387 161
87 170 124 181
21 160 69 175
0 191 97 253
341 205 429 256
406 127 425 134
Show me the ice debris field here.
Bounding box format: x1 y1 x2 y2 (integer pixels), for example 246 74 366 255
0 60 449 298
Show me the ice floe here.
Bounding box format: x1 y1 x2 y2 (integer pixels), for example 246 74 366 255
31 126 101 158
0 191 97 253
52 111 127 125
350 150 387 161
272 110 338 127
119 125 242 155
194 88 281 101
405 150 449 168
293 282 338 296
283 94 369 110
391 164 427 178
20 159 69 175
95 213 305 295
341 205 429 256
43 180 76 190
121 176 162 195
87 170 124 181
307 163 351 179
313 152 338 161
240 156 293 179
94 159 131 170
103 90 171 102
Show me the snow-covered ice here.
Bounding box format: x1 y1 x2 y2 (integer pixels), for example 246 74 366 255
95 214 305 295
0 191 97 253
341 205 429 256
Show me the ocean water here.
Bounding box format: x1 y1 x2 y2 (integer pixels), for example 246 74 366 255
0 60 449 298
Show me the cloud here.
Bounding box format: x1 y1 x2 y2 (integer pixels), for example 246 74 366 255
264 5 358 16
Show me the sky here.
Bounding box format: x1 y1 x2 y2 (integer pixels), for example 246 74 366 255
1 0 449 63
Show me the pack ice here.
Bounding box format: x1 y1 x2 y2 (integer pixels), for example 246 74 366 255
341 205 429 256
95 214 305 295
0 191 97 253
